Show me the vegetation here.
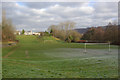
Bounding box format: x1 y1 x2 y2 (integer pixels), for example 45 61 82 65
0 24 2 41
1 10 119 78
48 21 82 43
2 35 118 78
82 22 119 44
2 10 16 41
21 29 25 34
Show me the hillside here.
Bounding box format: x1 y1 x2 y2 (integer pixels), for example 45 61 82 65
75 28 88 34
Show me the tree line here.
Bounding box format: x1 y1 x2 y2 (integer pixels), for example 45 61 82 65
1 10 119 45
81 23 120 45
48 21 82 43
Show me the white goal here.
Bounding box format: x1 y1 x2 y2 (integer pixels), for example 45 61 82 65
83 42 111 53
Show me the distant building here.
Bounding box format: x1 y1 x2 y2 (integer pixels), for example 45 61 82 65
14 31 21 35
33 32 40 35
24 31 33 35
15 30 41 36
24 31 41 36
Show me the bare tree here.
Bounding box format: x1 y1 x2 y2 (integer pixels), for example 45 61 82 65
2 10 16 41
48 21 81 42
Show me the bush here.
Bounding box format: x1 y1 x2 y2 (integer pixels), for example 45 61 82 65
69 30 82 42
65 36 72 43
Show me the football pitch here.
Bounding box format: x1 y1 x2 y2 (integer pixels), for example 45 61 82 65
2 35 118 78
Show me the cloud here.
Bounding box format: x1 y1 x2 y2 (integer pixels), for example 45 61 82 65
91 2 118 26
0 2 2 22
2 2 118 31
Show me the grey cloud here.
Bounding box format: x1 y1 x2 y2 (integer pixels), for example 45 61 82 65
0 2 2 22
2 2 118 31
24 2 84 9
91 2 118 26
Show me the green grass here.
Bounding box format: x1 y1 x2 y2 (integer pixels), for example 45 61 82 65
2 35 118 78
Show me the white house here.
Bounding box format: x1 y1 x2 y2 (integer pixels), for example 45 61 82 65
24 31 33 35
33 32 40 35
24 31 40 36
14 31 21 35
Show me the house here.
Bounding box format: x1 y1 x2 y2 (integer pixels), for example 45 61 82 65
24 31 33 35
14 31 21 35
24 31 40 36
33 32 40 35
15 30 41 36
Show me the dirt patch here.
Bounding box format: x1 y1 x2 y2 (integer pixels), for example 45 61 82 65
25 50 29 58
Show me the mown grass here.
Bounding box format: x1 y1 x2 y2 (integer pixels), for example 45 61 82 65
2 35 118 78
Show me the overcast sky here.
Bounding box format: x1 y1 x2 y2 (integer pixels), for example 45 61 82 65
2 2 118 32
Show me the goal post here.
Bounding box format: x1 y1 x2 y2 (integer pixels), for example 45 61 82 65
83 42 111 53
84 43 87 53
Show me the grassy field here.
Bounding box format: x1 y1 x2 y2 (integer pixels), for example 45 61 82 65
2 35 118 78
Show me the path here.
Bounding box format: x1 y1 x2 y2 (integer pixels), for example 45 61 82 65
3 46 18 58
